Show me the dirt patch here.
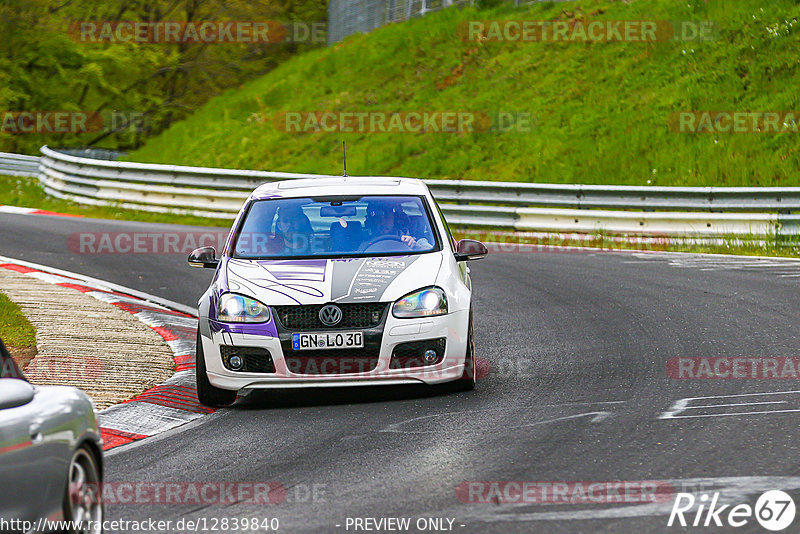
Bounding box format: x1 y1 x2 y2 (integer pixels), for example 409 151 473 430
0 268 175 409
7 344 37 369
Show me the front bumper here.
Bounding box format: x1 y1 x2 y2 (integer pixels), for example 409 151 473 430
200 309 470 390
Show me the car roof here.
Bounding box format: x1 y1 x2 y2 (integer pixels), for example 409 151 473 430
250 176 430 200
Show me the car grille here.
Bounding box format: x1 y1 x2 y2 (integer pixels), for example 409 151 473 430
220 346 276 373
390 338 446 369
273 303 388 330
283 348 380 375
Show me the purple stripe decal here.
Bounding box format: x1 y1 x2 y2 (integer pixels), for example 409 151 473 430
209 318 279 338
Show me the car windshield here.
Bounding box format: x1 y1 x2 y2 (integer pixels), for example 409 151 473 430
232 195 440 259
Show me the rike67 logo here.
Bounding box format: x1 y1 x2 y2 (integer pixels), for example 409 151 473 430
668 490 795 531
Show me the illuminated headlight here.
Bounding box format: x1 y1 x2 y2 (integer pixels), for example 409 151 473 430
217 293 270 323
392 287 447 318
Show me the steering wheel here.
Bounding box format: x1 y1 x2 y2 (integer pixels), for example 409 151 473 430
363 234 410 253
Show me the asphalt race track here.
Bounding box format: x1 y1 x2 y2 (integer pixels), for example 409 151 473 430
3 212 800 533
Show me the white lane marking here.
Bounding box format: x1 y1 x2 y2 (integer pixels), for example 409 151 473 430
540 400 626 407
661 409 800 419
685 401 787 409
631 251 800 261
380 408 504 434
626 253 800 278
513 412 612 428
630 253 800 266
380 403 621 434
660 390 800 419
671 389 800 399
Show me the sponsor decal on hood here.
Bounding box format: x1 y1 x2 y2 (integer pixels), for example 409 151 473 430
224 254 441 305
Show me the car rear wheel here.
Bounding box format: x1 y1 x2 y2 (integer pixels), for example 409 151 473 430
452 310 476 391
63 446 102 534
195 332 237 407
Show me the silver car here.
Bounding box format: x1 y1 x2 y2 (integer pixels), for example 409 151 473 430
0 339 103 533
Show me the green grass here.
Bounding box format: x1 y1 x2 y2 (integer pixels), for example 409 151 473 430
0 291 36 350
0 175 230 227
127 0 800 187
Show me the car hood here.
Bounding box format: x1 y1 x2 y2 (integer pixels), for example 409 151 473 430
221 253 444 306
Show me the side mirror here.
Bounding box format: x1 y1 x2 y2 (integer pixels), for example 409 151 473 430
0 379 35 410
188 246 219 269
454 239 488 262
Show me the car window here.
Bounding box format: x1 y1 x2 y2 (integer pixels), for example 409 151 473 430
233 195 440 259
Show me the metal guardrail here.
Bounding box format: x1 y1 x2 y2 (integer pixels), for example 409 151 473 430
327 0 472 45
0 152 40 178
9 146 800 238
425 180 800 212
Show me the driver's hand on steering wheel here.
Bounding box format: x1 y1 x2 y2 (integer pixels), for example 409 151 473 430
400 235 417 247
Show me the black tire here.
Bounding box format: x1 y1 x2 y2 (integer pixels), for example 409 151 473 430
196 332 237 407
63 446 103 534
452 310 476 392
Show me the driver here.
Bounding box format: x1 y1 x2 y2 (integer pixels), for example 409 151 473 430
364 200 431 250
274 205 312 255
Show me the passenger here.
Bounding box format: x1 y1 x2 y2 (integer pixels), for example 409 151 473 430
275 205 312 255
364 201 431 250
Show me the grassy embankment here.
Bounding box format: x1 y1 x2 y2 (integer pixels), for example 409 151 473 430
128 0 800 187
0 291 36 368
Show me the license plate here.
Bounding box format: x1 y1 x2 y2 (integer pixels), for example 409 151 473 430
292 331 364 350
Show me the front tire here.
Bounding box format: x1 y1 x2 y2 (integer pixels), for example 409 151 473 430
196 332 237 407
63 446 102 534
452 311 476 392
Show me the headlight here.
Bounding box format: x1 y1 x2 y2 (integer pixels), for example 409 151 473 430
392 287 448 318
217 293 270 323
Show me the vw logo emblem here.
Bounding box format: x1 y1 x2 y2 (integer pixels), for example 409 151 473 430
319 304 343 326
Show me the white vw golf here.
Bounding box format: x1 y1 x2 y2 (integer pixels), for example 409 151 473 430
189 176 487 406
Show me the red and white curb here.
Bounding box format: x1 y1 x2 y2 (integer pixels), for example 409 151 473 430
0 256 210 451
0 205 82 217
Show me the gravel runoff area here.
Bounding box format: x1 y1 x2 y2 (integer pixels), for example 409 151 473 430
0 267 174 409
